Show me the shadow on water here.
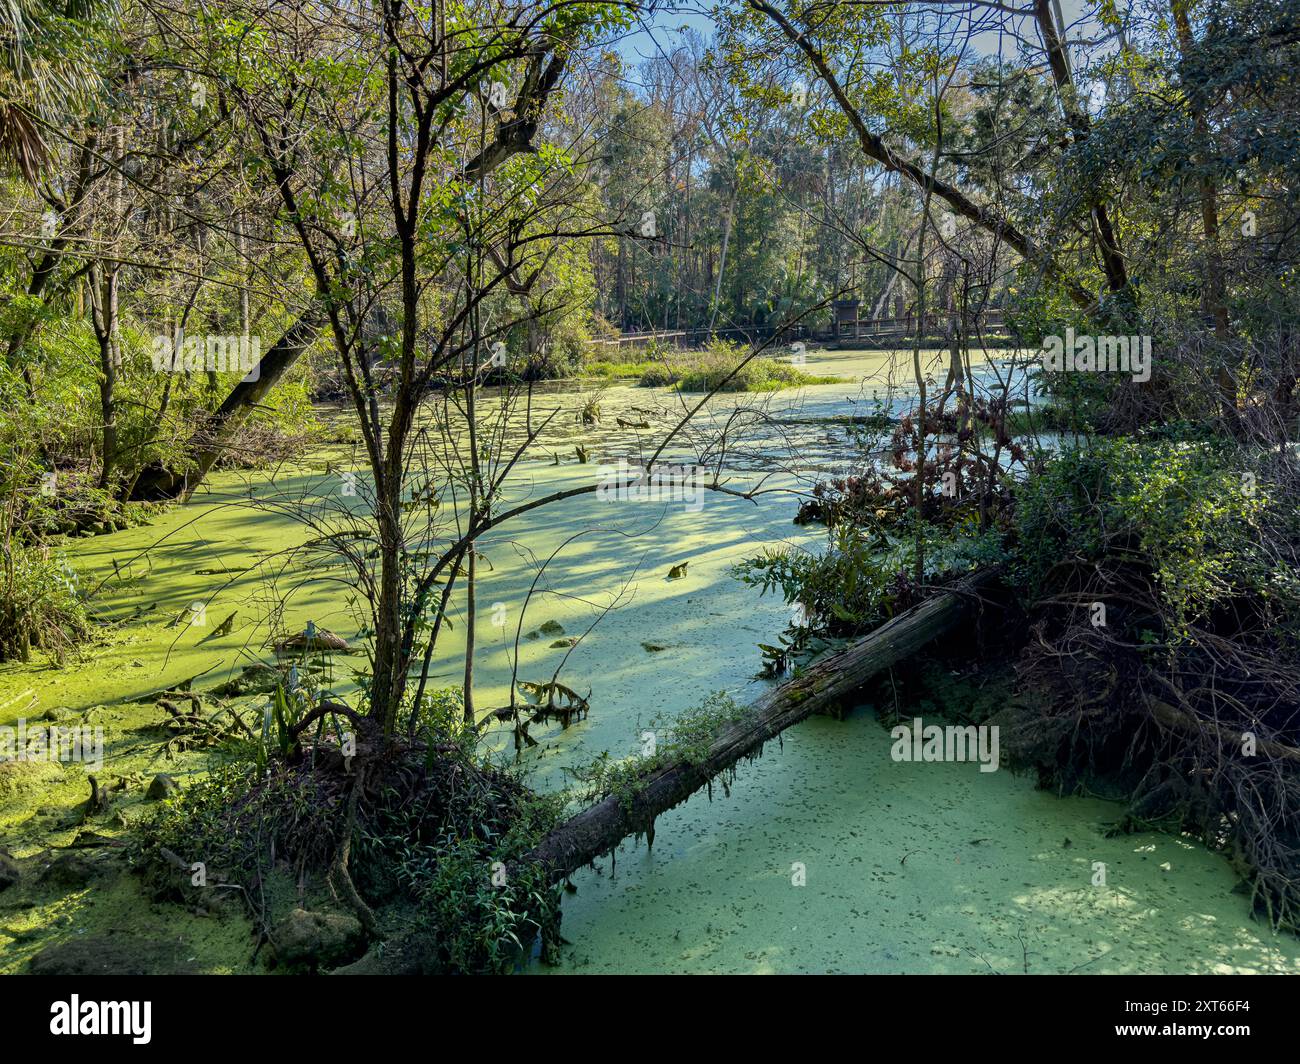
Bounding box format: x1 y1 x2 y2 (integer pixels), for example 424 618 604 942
4 345 1294 973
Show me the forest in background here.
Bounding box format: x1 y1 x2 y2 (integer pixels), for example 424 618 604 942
3 0 1296 485
0 0 1298 974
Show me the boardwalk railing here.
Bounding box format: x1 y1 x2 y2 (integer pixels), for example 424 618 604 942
588 310 1006 350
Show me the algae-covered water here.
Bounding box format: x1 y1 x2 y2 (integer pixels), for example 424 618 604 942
2 345 1297 974
545 711 1299 974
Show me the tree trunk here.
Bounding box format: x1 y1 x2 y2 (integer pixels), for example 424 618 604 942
127 307 326 500
872 229 912 323
89 263 121 491
368 474 405 731
523 567 998 881
1033 0 1130 296
1171 1 1229 340
463 547 477 725
708 172 739 332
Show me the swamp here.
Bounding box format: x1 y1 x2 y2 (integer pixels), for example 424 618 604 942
0 0 1297 984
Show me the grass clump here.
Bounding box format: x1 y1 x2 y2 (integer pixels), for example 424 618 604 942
582 339 839 392
138 687 567 974
652 341 839 392
0 544 92 663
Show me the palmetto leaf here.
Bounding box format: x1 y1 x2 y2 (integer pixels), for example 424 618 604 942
0 100 43 180
0 0 118 180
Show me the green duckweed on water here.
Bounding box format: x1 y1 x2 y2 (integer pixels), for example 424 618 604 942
2 350 1296 974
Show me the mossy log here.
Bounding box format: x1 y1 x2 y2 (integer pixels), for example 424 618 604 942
524 567 999 882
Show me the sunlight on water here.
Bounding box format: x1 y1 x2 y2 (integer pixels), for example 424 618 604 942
4 346 1293 974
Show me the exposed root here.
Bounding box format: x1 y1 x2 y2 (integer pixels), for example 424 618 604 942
328 766 379 939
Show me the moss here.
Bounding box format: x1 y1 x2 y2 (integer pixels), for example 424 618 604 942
0 857 258 975
28 933 200 975
569 692 752 814
0 759 66 804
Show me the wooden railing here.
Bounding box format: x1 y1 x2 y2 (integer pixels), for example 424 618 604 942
587 310 1007 350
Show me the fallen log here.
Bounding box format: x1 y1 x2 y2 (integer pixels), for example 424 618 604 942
1145 697 1300 765
524 566 1000 882
127 309 326 502
331 566 1000 974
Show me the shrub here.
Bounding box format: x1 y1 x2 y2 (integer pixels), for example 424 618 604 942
0 544 92 663
737 525 910 639
1011 438 1291 633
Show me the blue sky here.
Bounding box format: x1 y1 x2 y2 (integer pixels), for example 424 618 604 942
613 0 1098 65
613 3 714 63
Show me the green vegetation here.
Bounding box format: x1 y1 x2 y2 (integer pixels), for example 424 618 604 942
140 687 566 973
568 692 751 812
0 543 91 663
1 0 1298 979
1011 439 1292 633
656 355 840 393
583 340 839 391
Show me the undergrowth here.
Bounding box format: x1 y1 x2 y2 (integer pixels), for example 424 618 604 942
138 687 566 973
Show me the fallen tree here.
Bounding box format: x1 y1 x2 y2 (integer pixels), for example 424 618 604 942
327 565 1000 974
124 46 580 504
523 566 1000 882
128 310 326 501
